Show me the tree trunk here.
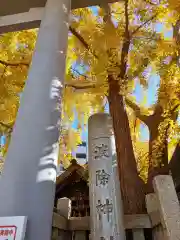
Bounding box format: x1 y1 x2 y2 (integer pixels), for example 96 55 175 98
108 78 146 214
146 119 169 193
169 143 180 188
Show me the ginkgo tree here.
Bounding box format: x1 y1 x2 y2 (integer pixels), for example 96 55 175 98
0 30 83 171
64 0 180 213
0 31 34 132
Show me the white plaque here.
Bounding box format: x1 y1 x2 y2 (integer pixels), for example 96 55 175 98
0 216 27 240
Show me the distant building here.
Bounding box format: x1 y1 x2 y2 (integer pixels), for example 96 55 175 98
56 141 87 176
74 141 87 165
55 159 89 217
53 159 90 239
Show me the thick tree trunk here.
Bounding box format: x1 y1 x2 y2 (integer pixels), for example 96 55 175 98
108 78 146 214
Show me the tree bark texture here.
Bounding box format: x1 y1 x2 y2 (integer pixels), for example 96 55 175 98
146 113 169 193
108 77 146 214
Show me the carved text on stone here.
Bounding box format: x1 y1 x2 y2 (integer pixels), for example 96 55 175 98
93 144 109 160
96 169 110 186
96 199 113 222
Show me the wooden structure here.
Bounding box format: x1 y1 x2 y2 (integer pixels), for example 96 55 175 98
55 159 89 217
54 160 152 240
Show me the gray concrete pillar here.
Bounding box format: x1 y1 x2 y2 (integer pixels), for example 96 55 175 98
88 113 125 240
0 0 70 239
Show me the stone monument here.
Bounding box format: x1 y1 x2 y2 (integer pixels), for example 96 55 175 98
88 113 125 240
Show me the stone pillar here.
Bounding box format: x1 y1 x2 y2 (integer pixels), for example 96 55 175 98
57 197 72 219
146 193 167 240
56 197 72 239
153 175 180 240
0 0 70 240
112 155 125 239
88 113 125 240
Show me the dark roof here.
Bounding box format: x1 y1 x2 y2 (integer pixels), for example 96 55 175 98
56 159 88 187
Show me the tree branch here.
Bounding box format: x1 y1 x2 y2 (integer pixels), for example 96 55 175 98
168 103 180 122
119 0 130 80
144 0 157 5
0 122 13 131
1 66 7 79
0 60 29 67
131 14 157 36
125 97 149 123
170 103 180 115
69 26 98 59
71 68 88 79
125 0 129 40
65 83 96 90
